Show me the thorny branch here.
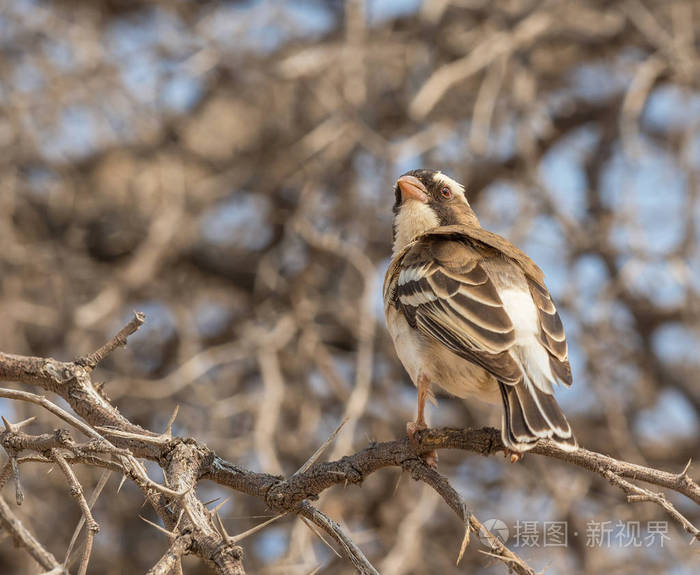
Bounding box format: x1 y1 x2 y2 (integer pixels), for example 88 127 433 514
0 316 698 574
1 0 699 572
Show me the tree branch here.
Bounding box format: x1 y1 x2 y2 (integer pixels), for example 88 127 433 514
1 317 698 575
0 494 65 573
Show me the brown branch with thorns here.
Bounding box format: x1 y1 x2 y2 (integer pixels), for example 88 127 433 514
0 316 699 575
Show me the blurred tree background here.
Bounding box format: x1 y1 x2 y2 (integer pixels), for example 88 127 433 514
0 0 699 573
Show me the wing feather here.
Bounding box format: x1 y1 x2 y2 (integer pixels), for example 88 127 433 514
395 237 522 383
527 279 572 386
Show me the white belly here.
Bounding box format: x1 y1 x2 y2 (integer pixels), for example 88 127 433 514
385 306 500 404
385 305 423 384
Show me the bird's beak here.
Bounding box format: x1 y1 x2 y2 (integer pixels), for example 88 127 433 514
397 175 429 204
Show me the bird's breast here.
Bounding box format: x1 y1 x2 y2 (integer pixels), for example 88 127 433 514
385 305 500 403
385 305 424 385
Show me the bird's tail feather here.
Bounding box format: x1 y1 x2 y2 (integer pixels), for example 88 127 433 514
498 381 577 452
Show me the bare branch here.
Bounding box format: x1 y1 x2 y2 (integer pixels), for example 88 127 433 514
51 450 99 575
293 416 348 477
64 470 111 570
0 388 106 442
145 534 193 575
601 468 700 542
298 501 379 575
0 495 65 573
75 311 145 370
2 312 699 574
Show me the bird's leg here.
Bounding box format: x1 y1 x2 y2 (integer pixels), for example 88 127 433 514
406 374 438 468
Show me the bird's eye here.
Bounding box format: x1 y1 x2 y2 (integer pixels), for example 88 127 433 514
440 187 452 199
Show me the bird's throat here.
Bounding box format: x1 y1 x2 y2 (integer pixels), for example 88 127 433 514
392 201 439 256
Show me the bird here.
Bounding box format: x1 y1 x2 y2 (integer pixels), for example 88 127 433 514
383 169 577 464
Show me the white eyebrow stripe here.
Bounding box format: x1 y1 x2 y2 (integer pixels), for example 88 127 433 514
432 171 466 197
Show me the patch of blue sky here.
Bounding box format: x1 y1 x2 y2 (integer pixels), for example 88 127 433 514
556 335 597 416
611 300 637 333
602 140 686 256
539 126 600 220
107 7 203 109
106 5 193 59
204 1 334 55
308 369 333 398
519 215 568 298
13 58 44 94
434 129 473 164
121 302 177 374
0 399 14 423
429 120 472 166
496 489 557 522
451 466 501 503
161 72 203 113
487 120 516 161
282 1 336 36
653 323 700 365
330 352 357 385
8 0 47 22
253 526 288 561
279 235 309 277
621 259 686 308
642 83 700 133
612 361 644 399
41 38 75 71
22 166 58 199
100 98 135 142
0 13 13 43
199 193 274 252
569 61 631 103
106 8 162 58
353 151 385 204
195 301 234 340
634 388 698 444
392 382 418 415
570 254 610 324
120 54 160 105
41 106 98 162
455 457 504 486
307 185 342 233
476 180 522 237
144 460 164 483
368 0 422 25
373 355 395 384
666 566 700 575
127 302 177 346
392 141 423 177
573 253 608 300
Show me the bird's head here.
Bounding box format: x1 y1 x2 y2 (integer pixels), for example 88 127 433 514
392 169 479 254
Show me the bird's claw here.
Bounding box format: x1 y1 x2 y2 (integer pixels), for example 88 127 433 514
406 420 427 444
504 447 523 463
406 421 438 469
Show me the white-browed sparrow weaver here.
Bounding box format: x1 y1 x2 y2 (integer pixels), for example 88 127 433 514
383 170 577 463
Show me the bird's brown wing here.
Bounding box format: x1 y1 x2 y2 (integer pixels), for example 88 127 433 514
528 279 572 386
391 236 522 383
